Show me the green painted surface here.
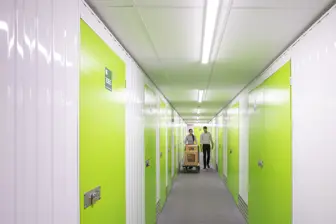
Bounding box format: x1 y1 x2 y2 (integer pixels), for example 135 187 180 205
79 19 126 224
218 120 224 178
167 111 172 192
159 100 167 209
174 126 179 176
248 85 265 224
248 61 292 224
144 85 157 224
193 126 202 148
227 103 239 204
210 125 216 166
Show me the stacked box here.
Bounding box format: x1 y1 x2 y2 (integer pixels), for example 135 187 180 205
185 144 198 152
183 151 199 166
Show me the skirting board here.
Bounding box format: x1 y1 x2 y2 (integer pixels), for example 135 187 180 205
156 200 161 218
223 175 228 186
238 195 248 223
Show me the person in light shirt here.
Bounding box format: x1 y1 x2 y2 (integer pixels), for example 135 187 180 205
200 126 214 169
184 129 198 145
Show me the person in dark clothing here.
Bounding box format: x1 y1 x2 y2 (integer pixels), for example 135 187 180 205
200 126 214 169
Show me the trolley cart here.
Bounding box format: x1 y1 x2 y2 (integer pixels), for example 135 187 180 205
181 144 200 173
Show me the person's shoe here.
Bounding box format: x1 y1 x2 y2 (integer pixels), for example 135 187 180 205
203 167 207 169
207 164 210 168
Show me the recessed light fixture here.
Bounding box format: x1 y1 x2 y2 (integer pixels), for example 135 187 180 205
198 90 204 103
201 0 220 64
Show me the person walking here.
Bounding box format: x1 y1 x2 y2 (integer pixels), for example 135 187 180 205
200 126 214 169
184 128 198 145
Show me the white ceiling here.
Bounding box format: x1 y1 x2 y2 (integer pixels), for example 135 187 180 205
87 0 333 123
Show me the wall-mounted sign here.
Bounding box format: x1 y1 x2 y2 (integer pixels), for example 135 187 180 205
105 67 112 92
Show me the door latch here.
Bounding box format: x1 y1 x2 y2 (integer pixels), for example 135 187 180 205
258 160 264 168
84 186 101 209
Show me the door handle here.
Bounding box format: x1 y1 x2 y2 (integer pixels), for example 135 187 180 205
258 160 264 168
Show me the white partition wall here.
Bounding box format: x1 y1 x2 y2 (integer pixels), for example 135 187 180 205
0 0 80 223
291 6 336 223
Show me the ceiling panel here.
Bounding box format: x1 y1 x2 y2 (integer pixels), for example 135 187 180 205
138 7 204 59
160 89 198 102
150 59 212 76
217 8 323 61
96 7 157 61
135 0 205 8
233 0 332 9
89 0 134 7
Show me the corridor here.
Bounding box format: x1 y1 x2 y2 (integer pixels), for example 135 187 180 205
2 0 336 224
158 169 245 224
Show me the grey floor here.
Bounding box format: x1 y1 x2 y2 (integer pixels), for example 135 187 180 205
158 168 246 224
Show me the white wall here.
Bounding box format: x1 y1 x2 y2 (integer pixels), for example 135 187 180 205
0 0 80 224
238 94 249 203
291 6 336 224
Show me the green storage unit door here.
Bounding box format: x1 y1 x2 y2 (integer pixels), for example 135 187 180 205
248 61 292 224
159 100 167 209
144 85 157 224
176 126 179 176
218 122 224 178
79 19 126 224
248 86 265 224
194 126 202 147
227 103 240 204
167 121 172 193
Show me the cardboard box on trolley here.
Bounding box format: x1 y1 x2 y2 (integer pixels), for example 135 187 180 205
185 144 198 152
183 144 199 166
183 151 199 166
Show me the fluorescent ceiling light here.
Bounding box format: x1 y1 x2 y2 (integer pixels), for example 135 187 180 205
197 116 199 120
201 0 220 64
198 90 204 103
197 108 200 114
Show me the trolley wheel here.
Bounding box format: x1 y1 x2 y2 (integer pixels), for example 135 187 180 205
183 167 187 173
196 166 200 173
